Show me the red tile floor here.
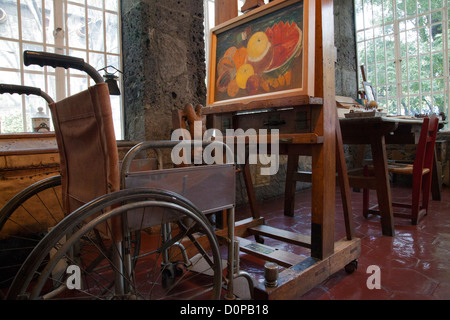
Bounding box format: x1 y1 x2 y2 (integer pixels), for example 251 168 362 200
234 185 450 300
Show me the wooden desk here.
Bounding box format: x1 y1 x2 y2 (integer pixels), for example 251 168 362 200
339 116 441 236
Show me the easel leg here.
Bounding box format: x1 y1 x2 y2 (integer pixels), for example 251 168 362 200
335 114 355 240
284 151 300 217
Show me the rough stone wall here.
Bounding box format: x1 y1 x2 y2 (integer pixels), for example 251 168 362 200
334 0 358 98
121 0 206 142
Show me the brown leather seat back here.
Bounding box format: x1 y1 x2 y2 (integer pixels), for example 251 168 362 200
50 83 120 216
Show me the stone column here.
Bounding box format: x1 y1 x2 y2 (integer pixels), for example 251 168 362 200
121 0 206 142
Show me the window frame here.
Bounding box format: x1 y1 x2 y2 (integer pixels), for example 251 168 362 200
0 0 123 138
355 0 449 123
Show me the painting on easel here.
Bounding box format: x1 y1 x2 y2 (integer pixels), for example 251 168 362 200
207 0 315 109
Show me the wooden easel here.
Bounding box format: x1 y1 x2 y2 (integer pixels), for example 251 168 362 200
203 0 360 299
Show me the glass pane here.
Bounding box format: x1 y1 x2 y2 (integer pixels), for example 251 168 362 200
431 24 443 51
106 12 119 53
375 37 385 61
367 64 376 83
105 0 119 12
402 83 409 95
384 24 394 35
386 99 397 114
407 29 418 56
46 73 57 104
88 8 104 51
372 2 383 25
21 0 44 42
399 31 407 58
383 0 393 23
431 11 442 23
421 95 432 114
24 71 45 94
433 93 445 113
377 86 387 99
420 55 431 79
358 44 366 65
418 14 430 27
0 40 20 69
0 2 19 39
418 27 431 53
88 52 105 71
410 81 420 94
357 31 365 42
400 97 409 115
67 4 86 49
408 56 419 80
417 0 429 14
433 78 444 91
407 18 417 30
45 0 56 46
69 75 88 96
68 49 87 75
377 62 386 85
374 26 383 38
431 0 443 10
366 40 375 64
355 0 364 30
406 0 417 16
377 98 387 110
25 93 48 132
385 35 395 60
387 84 397 97
0 94 23 133
401 60 408 82
409 96 421 115
397 0 406 19
87 0 103 8
421 79 431 93
106 54 120 69
432 52 444 77
110 95 122 139
386 61 396 83
363 0 373 28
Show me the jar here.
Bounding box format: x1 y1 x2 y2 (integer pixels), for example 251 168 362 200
32 107 50 132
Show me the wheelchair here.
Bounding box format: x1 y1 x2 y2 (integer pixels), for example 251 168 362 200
1 51 252 300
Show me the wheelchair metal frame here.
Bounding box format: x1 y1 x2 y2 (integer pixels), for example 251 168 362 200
2 51 253 300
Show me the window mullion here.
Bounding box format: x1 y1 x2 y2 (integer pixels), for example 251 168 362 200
54 0 66 101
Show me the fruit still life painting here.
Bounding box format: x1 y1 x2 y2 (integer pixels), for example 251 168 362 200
214 0 304 103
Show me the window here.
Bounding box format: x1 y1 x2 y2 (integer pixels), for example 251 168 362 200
0 0 123 139
355 0 449 121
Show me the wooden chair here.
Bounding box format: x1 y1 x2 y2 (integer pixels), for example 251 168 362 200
362 114 440 225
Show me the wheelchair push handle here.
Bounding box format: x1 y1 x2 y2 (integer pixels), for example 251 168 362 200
0 83 54 104
23 50 104 84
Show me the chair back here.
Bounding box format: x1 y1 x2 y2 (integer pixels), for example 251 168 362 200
413 114 439 176
50 83 120 216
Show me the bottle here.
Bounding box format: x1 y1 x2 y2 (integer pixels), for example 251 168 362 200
31 107 50 132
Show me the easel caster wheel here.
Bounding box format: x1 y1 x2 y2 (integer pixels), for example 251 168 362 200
344 259 358 274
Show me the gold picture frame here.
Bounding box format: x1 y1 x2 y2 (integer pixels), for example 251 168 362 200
206 0 315 111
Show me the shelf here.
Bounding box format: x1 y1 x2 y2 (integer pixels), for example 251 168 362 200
203 93 323 115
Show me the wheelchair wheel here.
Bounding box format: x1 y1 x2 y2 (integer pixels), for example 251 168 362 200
0 175 63 291
7 188 222 300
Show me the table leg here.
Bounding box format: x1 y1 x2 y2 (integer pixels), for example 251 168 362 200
370 135 395 236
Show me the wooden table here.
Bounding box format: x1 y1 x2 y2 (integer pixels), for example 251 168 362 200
339 116 441 236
